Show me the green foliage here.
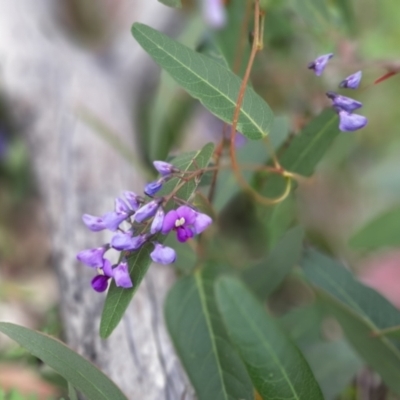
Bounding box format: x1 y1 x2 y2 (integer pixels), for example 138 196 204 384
165 267 253 400
131 23 274 140
157 0 181 8
216 276 324 400
100 143 215 338
349 206 400 251
0 323 128 400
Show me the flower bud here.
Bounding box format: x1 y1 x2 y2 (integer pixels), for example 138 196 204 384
150 208 165 234
113 262 133 288
76 246 107 268
339 71 362 89
134 199 162 223
123 191 141 211
82 214 106 232
150 243 177 265
308 53 333 76
338 110 368 132
326 91 362 112
153 161 178 176
91 275 110 292
145 180 163 196
102 211 129 232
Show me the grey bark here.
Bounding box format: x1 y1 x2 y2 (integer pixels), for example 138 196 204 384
0 1 194 399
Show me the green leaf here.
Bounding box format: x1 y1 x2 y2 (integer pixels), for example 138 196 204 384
68 383 79 400
334 0 357 35
100 143 215 338
290 0 331 30
216 276 324 400
131 23 274 140
0 323 128 400
165 268 253 400
349 206 400 251
242 225 304 298
316 290 400 395
301 249 400 335
157 0 181 8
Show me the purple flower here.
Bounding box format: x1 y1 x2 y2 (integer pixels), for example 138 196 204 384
91 275 110 292
82 214 106 232
151 208 165 234
113 262 133 288
144 180 163 196
308 53 333 76
76 246 107 268
124 191 141 211
111 231 147 251
338 110 368 132
203 0 226 29
326 91 362 112
134 199 162 223
115 197 130 213
150 243 176 264
102 211 129 232
153 161 177 176
234 132 248 148
162 206 212 242
339 71 362 89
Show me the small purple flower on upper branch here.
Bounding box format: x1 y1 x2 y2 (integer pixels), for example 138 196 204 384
150 243 177 265
124 191 141 211
162 206 212 242
339 71 362 89
145 180 163 196
102 211 130 232
308 53 333 76
134 199 162 223
326 91 362 113
82 214 106 232
111 231 147 251
115 197 130 213
338 110 368 132
153 161 178 177
113 261 133 288
76 246 107 268
151 208 165 234
203 0 226 29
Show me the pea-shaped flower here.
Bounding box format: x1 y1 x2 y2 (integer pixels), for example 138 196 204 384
308 53 333 76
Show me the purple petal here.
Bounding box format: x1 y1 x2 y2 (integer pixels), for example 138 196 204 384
103 259 114 278
176 206 196 225
338 111 368 132
102 211 129 232
82 214 106 232
339 71 362 89
203 0 226 29
111 231 134 250
193 212 213 234
113 262 133 288
124 191 140 211
91 275 110 292
161 210 178 234
151 208 165 234
150 243 176 264
176 226 194 243
308 53 333 76
134 200 160 223
115 197 130 213
234 132 248 148
144 180 163 196
326 91 362 112
130 234 148 250
76 247 107 268
153 161 177 176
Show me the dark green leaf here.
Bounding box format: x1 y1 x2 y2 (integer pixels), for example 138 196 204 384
242 225 304 298
301 249 400 335
349 206 400 251
0 323 128 400
157 0 181 8
216 276 324 400
165 268 253 400
316 290 400 395
100 143 215 338
131 23 274 140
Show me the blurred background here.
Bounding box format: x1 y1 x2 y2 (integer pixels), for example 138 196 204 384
0 0 399 398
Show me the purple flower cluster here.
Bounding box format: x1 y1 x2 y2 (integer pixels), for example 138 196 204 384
76 161 212 292
308 54 367 132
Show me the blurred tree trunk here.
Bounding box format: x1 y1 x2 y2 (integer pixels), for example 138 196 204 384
0 1 194 399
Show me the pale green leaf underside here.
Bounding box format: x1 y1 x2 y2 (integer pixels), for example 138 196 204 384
100 143 215 338
0 323 127 400
132 23 274 140
216 276 324 400
165 269 253 400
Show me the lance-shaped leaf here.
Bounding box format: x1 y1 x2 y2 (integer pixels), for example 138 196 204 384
316 290 400 395
0 323 128 400
349 206 400 251
165 268 253 400
216 276 324 400
100 143 215 338
242 225 304 299
131 23 274 140
301 249 400 336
